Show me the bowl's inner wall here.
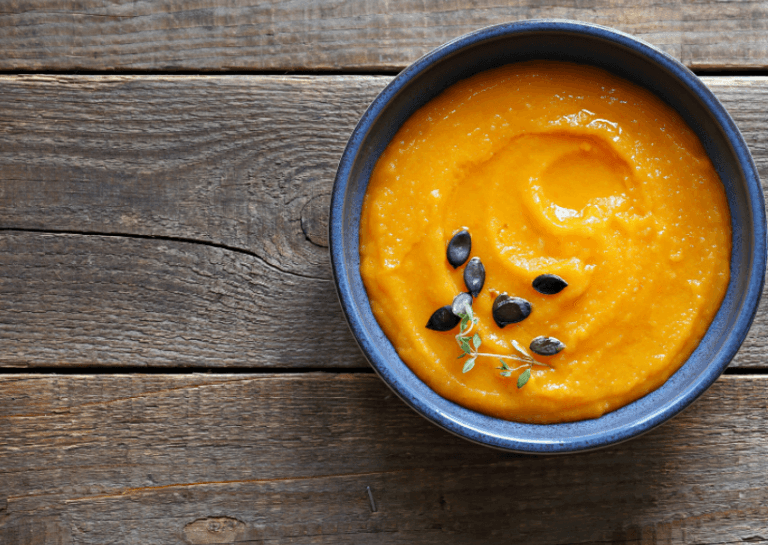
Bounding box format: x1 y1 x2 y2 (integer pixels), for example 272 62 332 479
340 26 762 451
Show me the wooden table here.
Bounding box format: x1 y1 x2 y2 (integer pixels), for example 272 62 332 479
1 3 768 544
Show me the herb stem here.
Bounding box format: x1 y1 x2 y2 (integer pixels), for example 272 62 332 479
495 363 531 373
453 305 554 386
475 351 553 369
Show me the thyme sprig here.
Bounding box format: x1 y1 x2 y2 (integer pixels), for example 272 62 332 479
454 301 552 388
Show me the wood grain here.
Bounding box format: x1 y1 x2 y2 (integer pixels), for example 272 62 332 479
2 1 768 72
0 75 766 368
1 373 768 544
0 75 386 281
0 232 366 368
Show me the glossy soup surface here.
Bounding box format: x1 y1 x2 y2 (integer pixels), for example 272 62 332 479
359 61 731 423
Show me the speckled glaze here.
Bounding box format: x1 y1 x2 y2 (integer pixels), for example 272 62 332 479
329 20 767 453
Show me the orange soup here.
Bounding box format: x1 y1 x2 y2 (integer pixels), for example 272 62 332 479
359 61 731 423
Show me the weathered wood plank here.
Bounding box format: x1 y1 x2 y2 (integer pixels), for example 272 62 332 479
0 75 387 281
1 374 768 544
0 232 366 368
2 1 768 71
0 75 766 368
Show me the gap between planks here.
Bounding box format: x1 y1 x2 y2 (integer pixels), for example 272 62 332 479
0 367 763 375
0 69 766 77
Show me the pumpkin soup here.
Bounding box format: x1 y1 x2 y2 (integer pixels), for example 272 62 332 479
359 61 731 424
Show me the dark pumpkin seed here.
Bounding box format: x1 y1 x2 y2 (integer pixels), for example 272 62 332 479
426 305 461 331
492 294 532 327
451 292 473 317
532 274 568 295
446 230 471 268
530 336 565 356
464 257 485 298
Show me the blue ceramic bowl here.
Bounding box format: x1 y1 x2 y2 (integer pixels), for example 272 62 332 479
329 20 767 453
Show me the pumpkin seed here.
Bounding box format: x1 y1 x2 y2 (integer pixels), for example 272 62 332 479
451 292 473 317
426 305 461 331
532 274 568 295
492 294 531 327
464 257 485 298
446 229 471 268
530 336 565 356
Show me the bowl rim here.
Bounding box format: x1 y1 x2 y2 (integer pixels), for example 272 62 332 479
329 19 767 453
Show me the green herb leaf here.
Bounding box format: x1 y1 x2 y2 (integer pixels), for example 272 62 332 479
460 315 470 332
472 333 481 350
512 339 532 360
517 368 531 389
499 360 510 371
500 370 512 377
463 358 476 373
457 352 467 359
460 338 472 355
